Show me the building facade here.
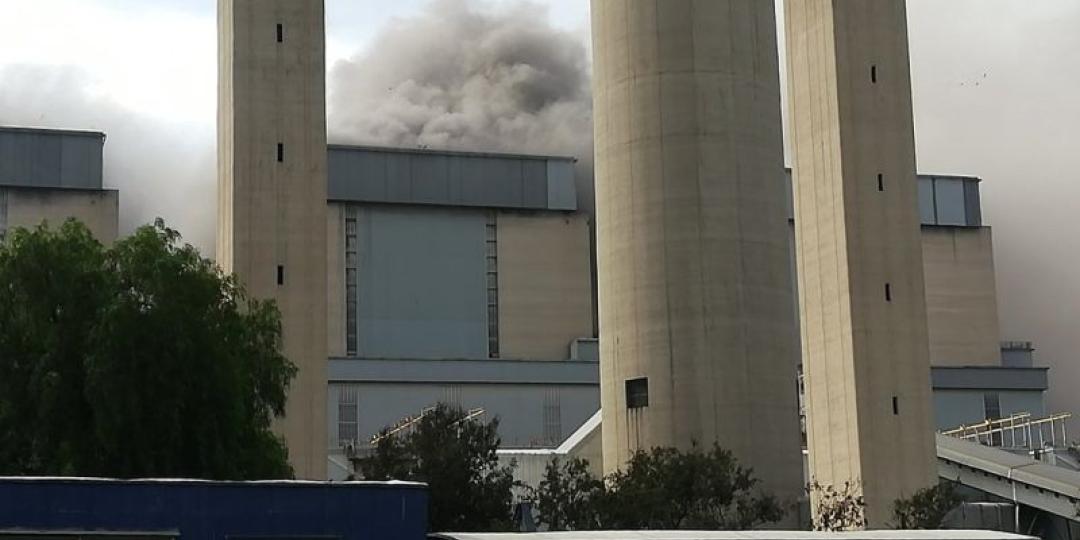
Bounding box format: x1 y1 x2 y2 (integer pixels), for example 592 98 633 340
321 146 597 479
0 126 118 243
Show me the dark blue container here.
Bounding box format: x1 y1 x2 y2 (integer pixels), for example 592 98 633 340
0 477 427 539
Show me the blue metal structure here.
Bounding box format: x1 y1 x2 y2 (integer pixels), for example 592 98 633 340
0 477 427 539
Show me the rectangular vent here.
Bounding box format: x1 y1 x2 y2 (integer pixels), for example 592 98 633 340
626 377 649 409
276 23 283 43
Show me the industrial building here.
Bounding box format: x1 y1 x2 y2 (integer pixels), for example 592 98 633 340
323 145 597 478
0 126 119 243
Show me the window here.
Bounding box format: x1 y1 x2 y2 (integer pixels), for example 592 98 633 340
277 143 284 162
543 389 562 444
892 396 899 415
877 173 884 192
983 392 1001 420
885 283 892 302
345 215 358 356
486 213 499 358
338 386 359 446
276 23 283 43
626 377 649 409
277 265 284 285
871 64 878 83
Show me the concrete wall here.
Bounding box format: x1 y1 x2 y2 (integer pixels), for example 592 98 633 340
922 227 1002 366
0 187 118 242
591 0 803 509
218 0 328 478
327 381 599 450
496 211 594 360
786 0 937 526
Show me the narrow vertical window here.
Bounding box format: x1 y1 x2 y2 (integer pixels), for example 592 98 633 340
277 143 284 162
337 386 359 446
885 283 892 302
276 23 283 43
871 65 878 83
542 388 562 445
877 173 885 192
345 213 358 357
277 265 284 285
892 396 899 415
486 213 499 358
983 392 1001 420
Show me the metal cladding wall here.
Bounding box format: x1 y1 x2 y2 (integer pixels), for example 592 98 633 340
351 205 489 360
0 127 104 190
0 478 427 539
590 0 803 511
327 146 577 211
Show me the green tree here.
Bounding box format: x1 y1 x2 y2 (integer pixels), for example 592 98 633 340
354 403 516 532
532 444 785 531
0 219 295 479
892 481 964 529
533 457 605 530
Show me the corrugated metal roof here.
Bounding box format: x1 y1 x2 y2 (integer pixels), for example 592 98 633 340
936 434 1080 499
429 531 1037 540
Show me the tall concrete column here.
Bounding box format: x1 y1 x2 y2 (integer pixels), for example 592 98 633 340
591 0 803 507
785 0 937 526
218 0 328 479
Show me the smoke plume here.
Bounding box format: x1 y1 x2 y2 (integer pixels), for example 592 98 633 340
327 0 594 214
0 64 216 252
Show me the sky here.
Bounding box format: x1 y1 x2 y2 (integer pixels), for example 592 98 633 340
0 1 1077 427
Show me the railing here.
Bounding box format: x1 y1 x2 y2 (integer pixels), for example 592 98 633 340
941 411 1071 452
368 406 486 446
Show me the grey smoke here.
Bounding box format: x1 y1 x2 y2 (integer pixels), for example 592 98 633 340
0 64 216 252
327 0 594 214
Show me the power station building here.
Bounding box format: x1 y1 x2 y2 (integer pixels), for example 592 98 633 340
0 126 119 243
0 119 1054 485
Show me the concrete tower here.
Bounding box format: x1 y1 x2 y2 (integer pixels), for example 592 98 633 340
218 0 328 479
590 0 803 505
785 0 937 526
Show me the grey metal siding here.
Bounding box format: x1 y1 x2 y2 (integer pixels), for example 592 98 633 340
918 176 936 224
352 205 488 360
327 146 576 211
0 128 104 189
917 175 983 227
964 180 982 226
935 178 967 226
930 366 1049 391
